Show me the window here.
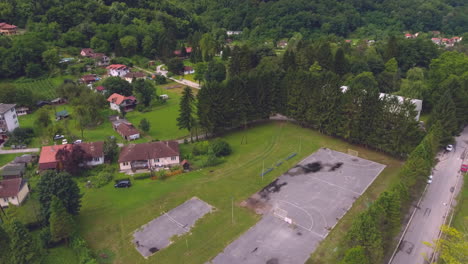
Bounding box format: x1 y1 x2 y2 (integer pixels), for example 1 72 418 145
93 157 100 162
154 158 160 163
3 198 8 202
123 162 129 166
10 108 14 112
171 156 177 161
13 114 16 119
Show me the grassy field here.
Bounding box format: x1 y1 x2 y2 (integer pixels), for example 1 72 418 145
452 173 467 233
125 85 190 140
13 75 75 100
76 122 403 264
42 246 78 264
0 154 19 167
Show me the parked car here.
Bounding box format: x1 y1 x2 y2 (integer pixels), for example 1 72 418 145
428 174 433 180
446 144 453 152
114 180 131 188
74 139 83 144
54 134 65 140
427 179 432 184
61 139 68 145
460 164 468 173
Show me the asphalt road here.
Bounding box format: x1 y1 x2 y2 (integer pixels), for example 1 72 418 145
154 65 200 89
390 127 468 264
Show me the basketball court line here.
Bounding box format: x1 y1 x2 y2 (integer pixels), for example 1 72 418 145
307 175 361 196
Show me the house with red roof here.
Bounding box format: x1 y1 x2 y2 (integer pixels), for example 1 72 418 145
80 48 110 66
174 47 192 57
0 178 29 207
80 74 99 84
106 64 130 77
0 22 17 35
183 66 195 75
38 142 104 171
107 93 137 113
118 141 179 172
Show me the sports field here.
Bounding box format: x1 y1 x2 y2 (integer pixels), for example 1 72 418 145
76 122 403 264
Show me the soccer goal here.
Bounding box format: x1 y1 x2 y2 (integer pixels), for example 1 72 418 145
348 149 359 157
274 208 293 224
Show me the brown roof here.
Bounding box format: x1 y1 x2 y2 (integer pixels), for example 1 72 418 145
114 123 140 137
124 72 146 78
0 178 24 198
79 141 104 158
118 141 179 163
107 93 136 105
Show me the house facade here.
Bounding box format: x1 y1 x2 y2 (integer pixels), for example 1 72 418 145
0 104 19 139
38 142 104 171
124 72 146 83
106 64 130 77
80 48 110 66
118 141 180 172
107 93 137 113
0 23 17 35
112 119 140 140
183 66 195 75
0 178 29 207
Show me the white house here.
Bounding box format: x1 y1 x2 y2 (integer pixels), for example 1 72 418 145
106 64 130 77
107 93 137 113
183 66 195 75
118 141 180 172
227 30 242 36
124 72 146 83
0 178 30 208
0 104 19 139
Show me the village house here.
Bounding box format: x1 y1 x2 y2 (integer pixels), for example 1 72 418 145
277 40 288 49
174 47 193 57
112 118 140 141
1 163 26 179
124 72 146 83
0 104 19 140
16 107 30 116
38 142 104 171
227 30 242 36
118 141 180 172
404 32 419 39
95 86 106 94
80 74 99 84
183 66 195 75
107 93 137 113
80 48 110 66
431 37 463 47
0 22 17 35
106 64 130 77
0 178 29 208
340 86 423 121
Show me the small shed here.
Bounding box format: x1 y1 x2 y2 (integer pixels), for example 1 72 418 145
1 163 26 179
181 159 190 171
13 154 36 165
160 94 169 100
55 110 70 120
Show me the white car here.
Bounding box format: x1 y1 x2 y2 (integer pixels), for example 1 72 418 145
429 174 433 180
446 144 453 152
61 139 68 145
427 179 432 184
74 139 83 144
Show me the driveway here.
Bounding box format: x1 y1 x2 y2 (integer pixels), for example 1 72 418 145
0 148 40 154
389 127 468 264
154 65 200 89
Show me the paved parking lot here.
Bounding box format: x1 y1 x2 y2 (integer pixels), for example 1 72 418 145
211 148 385 264
132 197 213 258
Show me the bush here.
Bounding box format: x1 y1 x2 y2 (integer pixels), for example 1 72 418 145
70 235 98 264
170 165 181 172
155 75 167 84
210 139 232 157
39 228 51 248
192 141 210 155
4 127 35 147
91 171 113 188
133 173 151 180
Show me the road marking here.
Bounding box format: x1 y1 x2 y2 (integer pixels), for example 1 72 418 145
308 176 361 196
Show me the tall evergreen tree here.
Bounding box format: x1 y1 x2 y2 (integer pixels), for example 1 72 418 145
428 90 458 144
6 220 38 264
177 87 196 141
316 42 333 71
49 196 75 244
334 48 348 76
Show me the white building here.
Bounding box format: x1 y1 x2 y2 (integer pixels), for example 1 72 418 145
118 141 180 172
227 30 242 36
0 104 19 138
0 178 30 208
106 64 130 77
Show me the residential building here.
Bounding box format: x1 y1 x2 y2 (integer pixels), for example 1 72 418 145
124 72 146 83
107 93 137 113
277 40 288 48
227 30 242 36
80 48 110 66
0 104 19 139
1 163 25 179
118 141 180 172
38 142 104 171
106 64 130 77
183 66 195 75
80 74 99 84
0 178 29 207
112 119 140 141
0 22 17 35
16 107 30 116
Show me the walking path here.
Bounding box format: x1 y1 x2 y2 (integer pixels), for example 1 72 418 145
0 148 40 154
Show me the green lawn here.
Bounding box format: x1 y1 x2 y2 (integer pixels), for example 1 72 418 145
76 122 403 264
125 85 189 140
0 154 18 167
452 173 468 234
43 246 78 264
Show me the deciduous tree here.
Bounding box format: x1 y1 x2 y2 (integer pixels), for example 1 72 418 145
49 196 74 244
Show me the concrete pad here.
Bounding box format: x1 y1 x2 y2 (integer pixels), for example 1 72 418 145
133 197 213 258
211 148 385 264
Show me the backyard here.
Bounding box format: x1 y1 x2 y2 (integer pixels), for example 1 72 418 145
75 122 403 264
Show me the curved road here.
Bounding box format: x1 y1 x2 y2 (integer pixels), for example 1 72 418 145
390 127 468 264
135 65 200 89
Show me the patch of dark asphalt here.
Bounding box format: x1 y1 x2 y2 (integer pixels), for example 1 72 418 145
259 179 288 199
251 247 258 253
149 247 159 253
266 258 279 264
290 161 344 175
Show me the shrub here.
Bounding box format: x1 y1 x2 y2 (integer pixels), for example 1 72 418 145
91 171 114 188
192 141 210 155
210 139 232 157
133 173 151 180
70 235 98 264
39 228 51 248
170 165 181 171
155 75 167 84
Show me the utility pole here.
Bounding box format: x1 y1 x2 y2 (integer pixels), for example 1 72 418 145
262 160 265 181
231 196 234 224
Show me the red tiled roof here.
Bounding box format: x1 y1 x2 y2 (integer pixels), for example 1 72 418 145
96 86 105 91
124 72 146 78
106 64 128 70
107 93 136 105
81 48 94 56
115 123 140 137
405 33 412 36
184 66 193 71
185 47 193 53
118 141 179 163
0 23 17 30
81 74 97 82
39 142 104 170
0 178 24 198
174 50 182 55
